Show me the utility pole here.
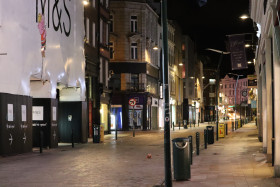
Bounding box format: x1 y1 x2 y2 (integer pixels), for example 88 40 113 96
162 0 172 186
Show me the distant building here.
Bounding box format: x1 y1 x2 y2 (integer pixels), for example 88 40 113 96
182 36 203 125
219 74 248 120
109 0 161 130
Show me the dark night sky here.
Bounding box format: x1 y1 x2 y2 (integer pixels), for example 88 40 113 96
167 0 257 78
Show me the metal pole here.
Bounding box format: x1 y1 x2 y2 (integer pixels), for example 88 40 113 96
234 75 240 130
162 0 172 185
133 108 135 137
215 53 224 141
115 124 117 140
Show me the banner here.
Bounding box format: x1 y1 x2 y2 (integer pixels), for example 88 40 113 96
228 35 247 70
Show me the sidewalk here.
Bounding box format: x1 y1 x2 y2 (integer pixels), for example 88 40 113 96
172 123 280 187
0 122 278 187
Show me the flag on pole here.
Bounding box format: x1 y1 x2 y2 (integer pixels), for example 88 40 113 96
228 34 247 70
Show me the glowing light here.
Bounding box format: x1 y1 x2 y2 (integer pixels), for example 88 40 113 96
248 61 252 64
83 0 89 5
245 44 250 48
153 46 159 50
240 15 249 20
179 63 183 66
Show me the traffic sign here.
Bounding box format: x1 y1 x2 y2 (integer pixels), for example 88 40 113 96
128 98 137 106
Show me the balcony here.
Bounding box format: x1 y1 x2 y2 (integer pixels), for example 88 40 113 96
126 83 145 92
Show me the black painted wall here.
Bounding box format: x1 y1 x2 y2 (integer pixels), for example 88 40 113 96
58 102 87 143
0 93 32 155
32 98 58 148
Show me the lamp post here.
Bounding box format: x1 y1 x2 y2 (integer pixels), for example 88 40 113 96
228 73 244 130
205 48 230 141
162 0 172 186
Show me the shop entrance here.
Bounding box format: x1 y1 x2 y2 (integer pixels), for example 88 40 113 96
129 110 143 129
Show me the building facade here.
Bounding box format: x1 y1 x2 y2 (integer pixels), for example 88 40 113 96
250 0 280 176
109 0 161 130
99 0 111 134
84 0 99 138
0 1 86 154
182 35 203 125
219 75 248 120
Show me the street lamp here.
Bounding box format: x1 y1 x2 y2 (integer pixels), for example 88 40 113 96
228 73 244 130
205 48 230 141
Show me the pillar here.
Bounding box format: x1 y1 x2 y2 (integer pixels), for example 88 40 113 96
262 63 267 153
265 38 273 162
273 33 280 177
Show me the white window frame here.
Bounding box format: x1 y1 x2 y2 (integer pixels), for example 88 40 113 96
131 43 138 60
100 19 103 43
130 16 137 33
92 22 96 47
86 18 90 43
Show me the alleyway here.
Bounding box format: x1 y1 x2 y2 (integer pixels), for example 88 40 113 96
0 122 278 187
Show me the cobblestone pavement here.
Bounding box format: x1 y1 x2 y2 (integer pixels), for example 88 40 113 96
0 122 279 187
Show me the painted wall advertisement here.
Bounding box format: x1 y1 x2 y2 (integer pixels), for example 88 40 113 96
0 1 85 100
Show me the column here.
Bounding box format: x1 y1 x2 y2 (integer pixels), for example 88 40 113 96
265 38 273 162
273 34 280 176
262 63 267 153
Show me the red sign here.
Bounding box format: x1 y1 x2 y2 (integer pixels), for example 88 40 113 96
129 98 137 106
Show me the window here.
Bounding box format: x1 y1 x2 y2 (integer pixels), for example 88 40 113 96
92 22 96 47
100 59 103 83
100 19 103 43
105 0 109 8
225 84 227 88
105 60 108 87
130 16 137 32
91 0 95 7
109 15 114 32
229 84 231 88
131 43 138 59
109 42 114 59
86 18 90 43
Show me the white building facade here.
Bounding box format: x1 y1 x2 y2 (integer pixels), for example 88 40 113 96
250 0 280 176
0 1 86 154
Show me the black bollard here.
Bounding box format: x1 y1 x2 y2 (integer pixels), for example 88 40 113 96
40 130 43 153
115 125 118 140
133 122 135 137
173 122 175 131
179 121 181 130
193 120 195 127
188 135 193 165
204 129 207 149
198 119 199 127
196 132 200 155
226 123 228 135
72 128 74 148
232 122 234 132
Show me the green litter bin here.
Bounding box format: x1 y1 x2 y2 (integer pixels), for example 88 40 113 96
172 138 191 180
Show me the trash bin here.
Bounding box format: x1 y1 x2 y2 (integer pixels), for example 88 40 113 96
206 126 214 144
172 138 191 180
93 125 100 143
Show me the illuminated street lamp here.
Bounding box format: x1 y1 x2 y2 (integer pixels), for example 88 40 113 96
205 48 230 141
228 73 244 130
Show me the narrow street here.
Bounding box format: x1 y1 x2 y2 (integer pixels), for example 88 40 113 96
0 122 278 187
